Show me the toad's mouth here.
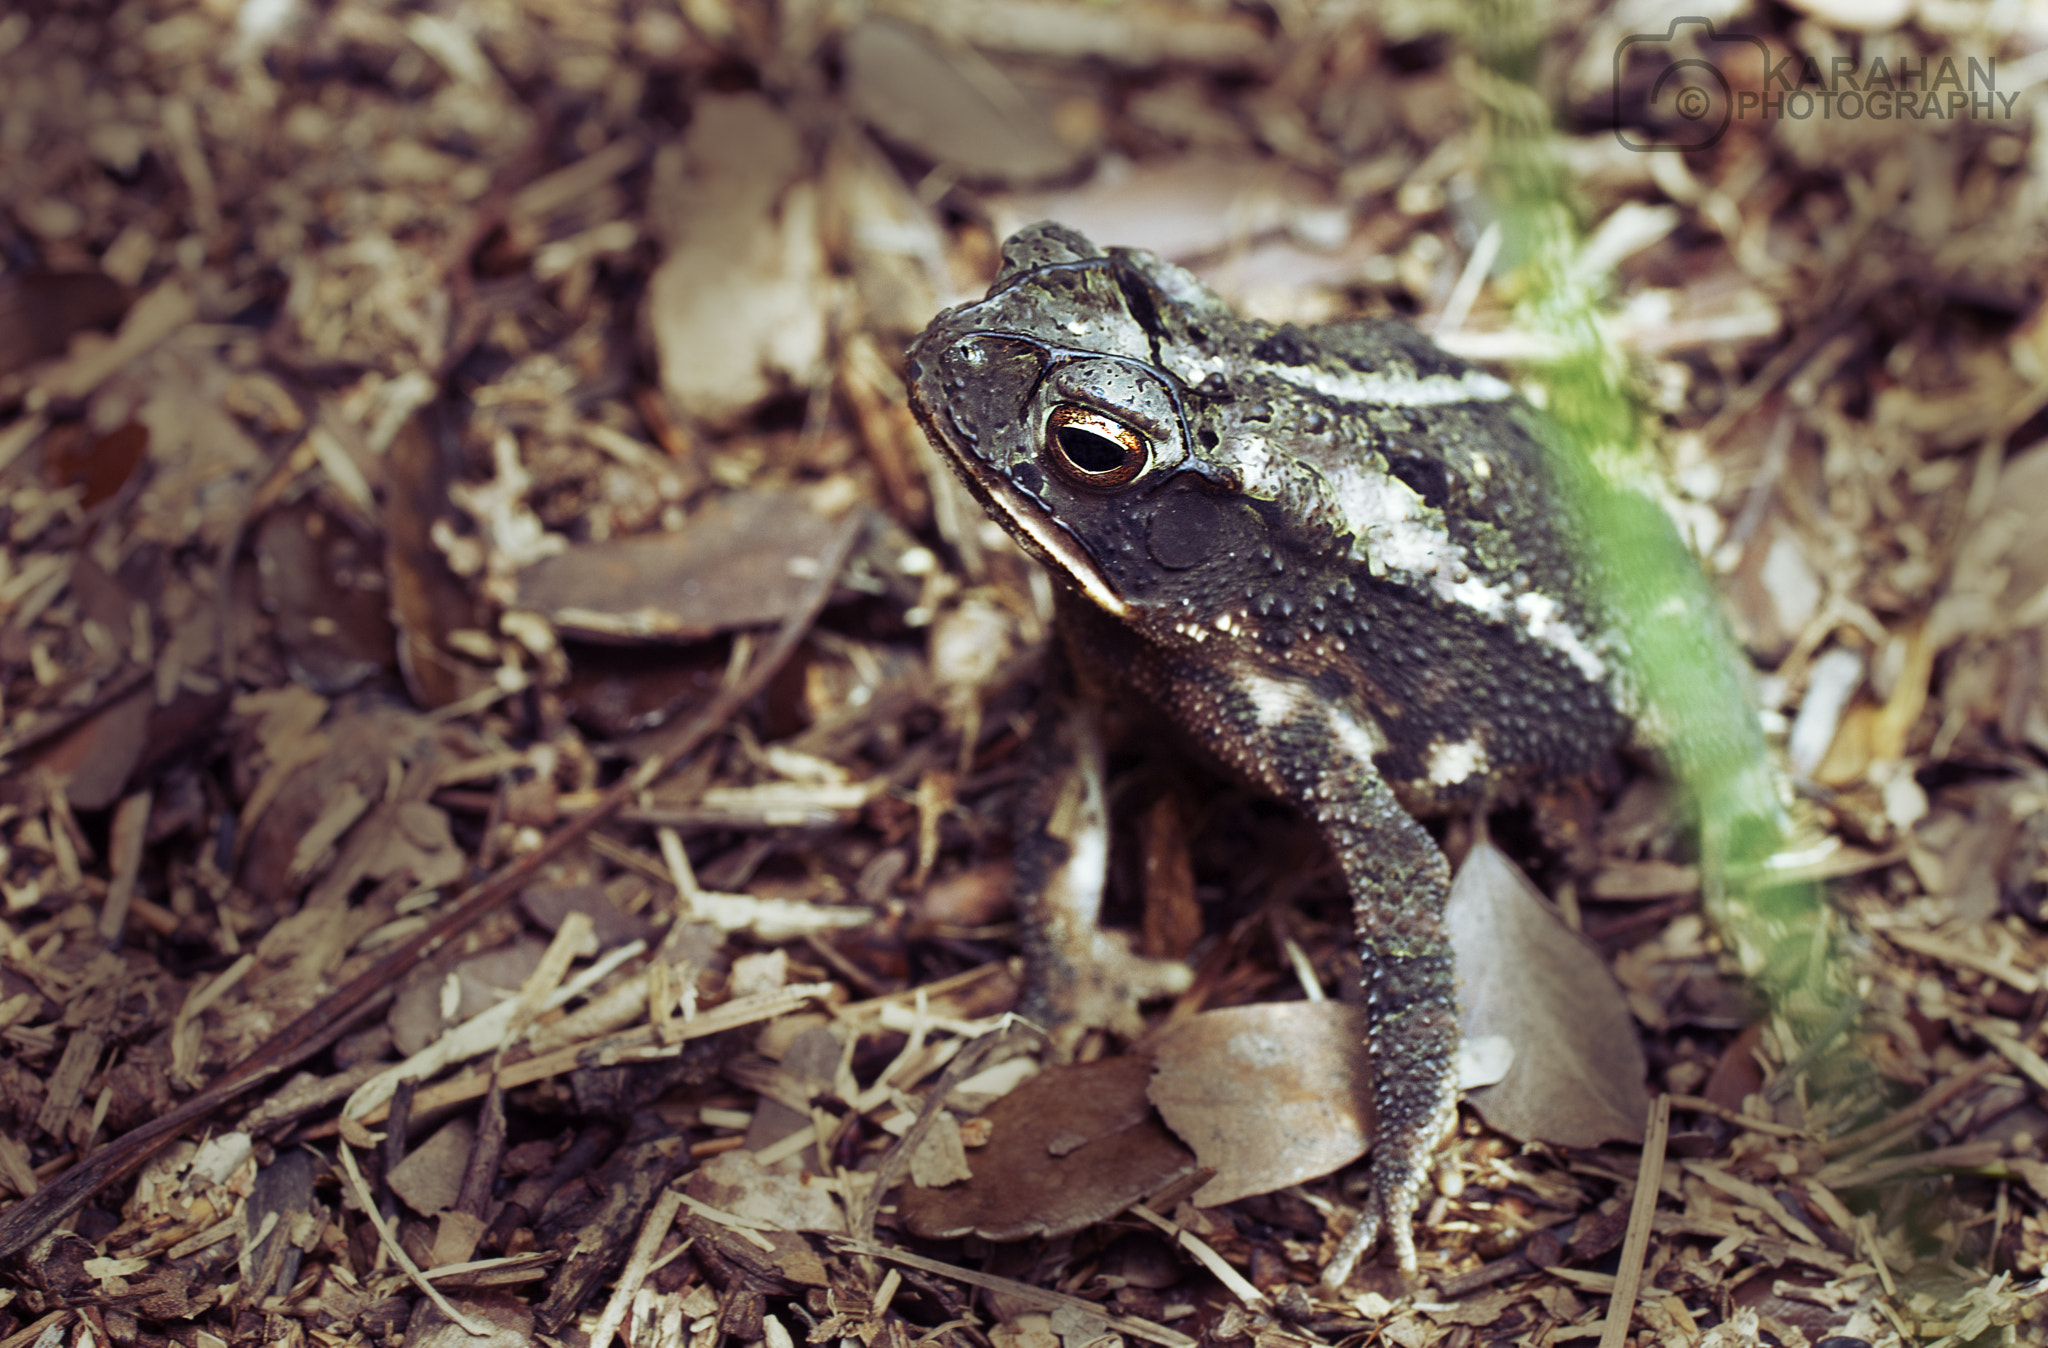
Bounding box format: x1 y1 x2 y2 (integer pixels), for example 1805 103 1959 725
966 465 1129 619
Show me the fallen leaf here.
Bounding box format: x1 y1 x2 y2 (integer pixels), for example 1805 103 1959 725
909 1110 973 1188
405 1291 535 1348
390 940 548 1057
514 492 852 643
559 639 730 736
989 154 1332 265
843 19 1088 186
385 408 490 710
918 860 1014 928
0 271 130 376
685 1149 844 1233
1589 859 1700 902
30 683 151 812
1148 1001 1373 1207
237 705 396 904
520 883 656 949
897 1055 1195 1241
1725 516 1823 665
368 800 466 892
742 1024 843 1157
1448 837 1650 1147
253 501 396 694
820 128 944 339
1702 1021 1766 1113
44 420 149 509
387 1117 477 1218
645 93 827 426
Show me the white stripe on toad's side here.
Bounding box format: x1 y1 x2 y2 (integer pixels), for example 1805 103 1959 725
1262 364 1516 407
1515 592 1608 683
1245 673 1303 728
1167 353 1514 412
1327 704 1388 765
1426 736 1489 787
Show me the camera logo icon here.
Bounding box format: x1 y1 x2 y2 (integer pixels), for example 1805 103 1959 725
1614 16 1769 151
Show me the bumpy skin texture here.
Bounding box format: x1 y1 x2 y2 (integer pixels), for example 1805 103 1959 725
905 223 1630 1274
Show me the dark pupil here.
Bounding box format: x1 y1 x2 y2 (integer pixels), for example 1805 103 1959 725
1057 426 1127 474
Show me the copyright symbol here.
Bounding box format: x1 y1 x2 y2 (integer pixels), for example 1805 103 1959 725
1614 20 1764 152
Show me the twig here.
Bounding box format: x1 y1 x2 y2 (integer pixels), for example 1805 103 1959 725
1127 1204 1270 1315
1665 1093 1811 1139
1979 1024 2048 1093
0 1312 68 1348
675 1193 777 1250
588 1187 686 1348
0 510 866 1258
1814 1055 2001 1160
1597 1094 1670 1348
1696 297 1867 447
1817 1139 2006 1190
303 983 829 1137
337 1137 485 1335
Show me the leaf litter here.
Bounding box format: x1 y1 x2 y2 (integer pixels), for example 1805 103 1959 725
0 2 2045 1348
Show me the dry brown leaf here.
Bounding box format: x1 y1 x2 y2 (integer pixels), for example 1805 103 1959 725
237 707 394 904
917 860 1014 927
1448 836 1650 1147
0 272 130 377
29 683 151 812
253 502 396 695
387 1118 477 1218
44 419 150 509
1589 859 1700 902
842 19 1088 187
684 1149 844 1233
909 1110 974 1188
645 93 828 427
405 1291 536 1348
514 491 851 643
1725 516 1823 665
559 641 730 737
368 800 466 893
390 940 548 1058
520 883 656 949
989 155 1332 266
897 1055 1195 1241
384 408 489 711
821 128 945 339
1147 1001 1372 1208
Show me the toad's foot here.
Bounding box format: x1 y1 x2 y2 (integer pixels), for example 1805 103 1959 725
1320 1163 1422 1287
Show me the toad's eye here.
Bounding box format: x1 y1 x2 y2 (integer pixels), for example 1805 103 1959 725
1046 406 1148 488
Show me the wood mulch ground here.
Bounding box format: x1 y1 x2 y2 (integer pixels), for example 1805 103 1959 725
1 2 2046 1346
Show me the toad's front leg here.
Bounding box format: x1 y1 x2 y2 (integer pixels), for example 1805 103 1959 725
1162 669 1461 1281
1318 783 1459 1282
